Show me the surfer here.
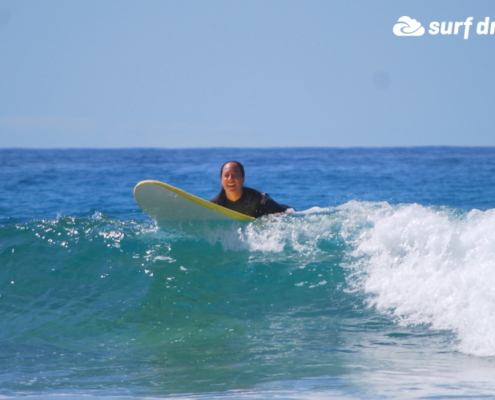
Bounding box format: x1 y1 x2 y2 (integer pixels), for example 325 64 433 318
210 161 292 218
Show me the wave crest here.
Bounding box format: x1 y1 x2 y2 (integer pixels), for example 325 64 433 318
344 202 495 356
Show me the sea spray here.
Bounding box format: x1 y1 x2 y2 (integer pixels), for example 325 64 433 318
343 201 495 356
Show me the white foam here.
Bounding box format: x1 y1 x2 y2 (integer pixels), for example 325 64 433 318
206 201 495 356
237 209 340 254
343 201 495 357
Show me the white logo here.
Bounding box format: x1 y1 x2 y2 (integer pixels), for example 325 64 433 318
393 16 425 36
393 16 495 39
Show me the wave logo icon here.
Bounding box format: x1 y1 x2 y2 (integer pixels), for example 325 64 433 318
393 16 425 36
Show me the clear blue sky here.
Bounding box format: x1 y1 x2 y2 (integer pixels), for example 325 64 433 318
1 0 494 148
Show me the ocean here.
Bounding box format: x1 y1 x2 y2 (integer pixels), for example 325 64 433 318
1 147 495 399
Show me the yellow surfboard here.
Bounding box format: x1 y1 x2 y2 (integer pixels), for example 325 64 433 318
133 180 255 222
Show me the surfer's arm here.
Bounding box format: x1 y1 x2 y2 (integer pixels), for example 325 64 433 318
260 193 294 215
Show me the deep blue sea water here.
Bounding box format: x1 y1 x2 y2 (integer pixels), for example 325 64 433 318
1 147 495 399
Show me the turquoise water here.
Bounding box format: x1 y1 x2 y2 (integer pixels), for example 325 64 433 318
1 147 495 399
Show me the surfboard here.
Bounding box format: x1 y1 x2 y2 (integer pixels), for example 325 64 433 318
133 180 255 222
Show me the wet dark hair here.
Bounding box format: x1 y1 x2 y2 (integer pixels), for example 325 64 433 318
220 161 245 178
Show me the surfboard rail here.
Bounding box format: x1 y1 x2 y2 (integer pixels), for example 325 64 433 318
134 180 255 222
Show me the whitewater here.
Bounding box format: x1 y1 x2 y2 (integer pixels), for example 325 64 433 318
1 147 495 399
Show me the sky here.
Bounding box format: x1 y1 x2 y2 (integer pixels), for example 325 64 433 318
0 0 494 148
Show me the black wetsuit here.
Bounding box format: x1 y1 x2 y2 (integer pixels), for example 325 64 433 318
210 187 291 218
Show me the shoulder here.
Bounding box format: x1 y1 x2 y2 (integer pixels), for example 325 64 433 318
210 189 226 204
243 187 280 206
243 187 263 198
210 194 220 204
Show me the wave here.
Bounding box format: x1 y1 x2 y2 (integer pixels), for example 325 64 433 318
1 201 494 361
339 201 495 357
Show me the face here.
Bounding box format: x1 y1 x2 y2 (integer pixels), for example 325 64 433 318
221 162 245 200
